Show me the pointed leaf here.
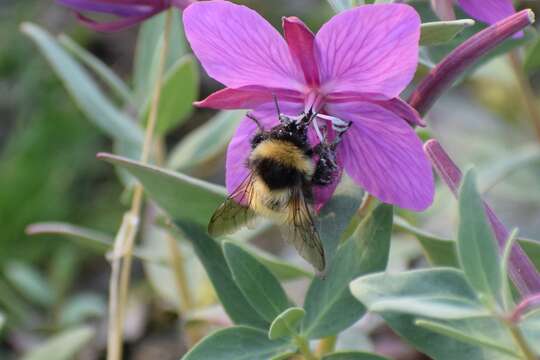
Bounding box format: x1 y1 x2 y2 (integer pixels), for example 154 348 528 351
26 222 155 263
182 326 294 360
175 222 268 328
415 319 520 357
303 204 393 339
167 110 244 171
327 0 365 12
350 268 489 319
394 216 459 267
134 11 187 102
268 307 305 340
322 352 390 360
58 34 133 103
420 20 475 46
223 242 290 323
524 36 540 73
21 23 143 147
236 243 312 281
22 326 94 360
98 153 226 227
520 311 540 354
140 55 199 135
316 176 364 264
458 169 501 305
4 262 54 307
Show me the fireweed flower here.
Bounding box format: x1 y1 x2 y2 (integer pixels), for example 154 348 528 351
184 1 434 211
57 0 192 31
431 0 516 24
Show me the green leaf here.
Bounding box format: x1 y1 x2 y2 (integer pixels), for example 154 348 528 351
0 313 4 330
233 242 312 281
303 204 393 339
394 216 459 267
167 110 244 171
0 279 34 326
26 221 160 265
134 11 187 102
58 34 133 104
21 23 143 148
350 268 489 319
316 176 364 264
415 319 520 358
269 307 305 340
223 242 290 323
22 326 95 360
520 310 540 354
327 0 364 12
322 351 390 360
175 222 268 328
4 261 55 307
501 229 519 311
140 55 199 135
99 153 226 227
182 326 294 360
395 217 540 273
420 19 475 46
383 315 516 360
26 222 113 253
519 237 540 271
59 293 106 327
524 36 540 73
458 169 501 305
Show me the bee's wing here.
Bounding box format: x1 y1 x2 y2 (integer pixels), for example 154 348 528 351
279 187 325 273
208 174 258 237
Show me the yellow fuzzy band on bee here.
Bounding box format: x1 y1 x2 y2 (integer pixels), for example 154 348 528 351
250 139 314 175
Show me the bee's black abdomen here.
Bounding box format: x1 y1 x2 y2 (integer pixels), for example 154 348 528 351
252 157 304 190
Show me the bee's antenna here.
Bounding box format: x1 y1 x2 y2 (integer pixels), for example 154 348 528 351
272 94 281 117
246 112 263 131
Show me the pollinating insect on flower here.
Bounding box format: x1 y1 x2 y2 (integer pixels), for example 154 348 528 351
184 0 435 271
56 0 193 31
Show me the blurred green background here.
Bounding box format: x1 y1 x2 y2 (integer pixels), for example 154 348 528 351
1 0 540 359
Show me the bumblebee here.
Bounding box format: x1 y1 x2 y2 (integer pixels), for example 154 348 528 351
208 105 350 273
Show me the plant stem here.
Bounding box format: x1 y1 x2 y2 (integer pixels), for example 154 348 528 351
166 233 194 312
505 319 537 360
508 50 540 142
106 10 173 360
294 335 318 360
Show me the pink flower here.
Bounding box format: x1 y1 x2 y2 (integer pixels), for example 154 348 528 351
57 0 192 31
184 1 434 211
431 0 516 25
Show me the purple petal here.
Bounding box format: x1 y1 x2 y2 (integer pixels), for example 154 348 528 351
282 17 320 87
326 92 425 127
315 4 421 98
183 1 304 91
327 101 434 211
457 0 516 25
75 11 158 31
57 0 153 16
431 0 456 21
195 86 303 110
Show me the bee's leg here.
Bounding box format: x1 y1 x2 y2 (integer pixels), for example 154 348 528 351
312 145 339 186
247 112 269 149
247 112 264 131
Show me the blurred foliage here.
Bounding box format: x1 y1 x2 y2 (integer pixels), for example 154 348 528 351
1 0 540 359
0 1 124 262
